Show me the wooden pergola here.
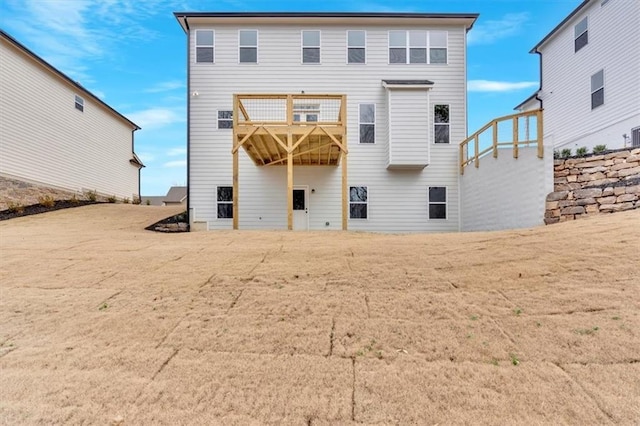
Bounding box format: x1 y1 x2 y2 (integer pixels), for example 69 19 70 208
231 94 348 230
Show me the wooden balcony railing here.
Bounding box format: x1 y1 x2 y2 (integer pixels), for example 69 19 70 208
459 109 543 174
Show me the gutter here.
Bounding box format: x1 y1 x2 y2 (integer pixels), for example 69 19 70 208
533 49 543 110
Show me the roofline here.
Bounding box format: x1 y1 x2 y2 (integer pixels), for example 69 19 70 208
530 0 591 53
174 11 479 32
0 29 141 130
513 90 540 110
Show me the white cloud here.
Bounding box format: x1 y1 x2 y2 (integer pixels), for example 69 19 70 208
167 147 187 157
127 108 184 130
145 80 185 93
468 13 529 46
137 152 155 163
468 80 538 93
163 160 187 168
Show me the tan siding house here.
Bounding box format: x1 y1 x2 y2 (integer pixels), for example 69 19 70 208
0 30 143 201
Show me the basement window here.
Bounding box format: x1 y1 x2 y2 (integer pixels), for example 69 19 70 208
590 69 604 109
196 30 214 63
75 95 84 112
428 187 447 219
218 110 233 129
217 186 233 219
574 17 588 52
349 186 368 219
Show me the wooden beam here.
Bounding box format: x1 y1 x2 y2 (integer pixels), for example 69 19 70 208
318 126 348 153
263 126 289 152
474 135 479 168
232 126 259 153
290 125 316 152
492 121 498 158
513 117 519 159
287 131 293 230
233 95 239 230
287 95 293 126
459 142 465 175
266 141 336 166
238 101 250 121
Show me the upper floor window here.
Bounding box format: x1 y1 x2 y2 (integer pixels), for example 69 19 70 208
434 105 450 144
429 31 448 64
359 104 375 143
428 187 447 219
347 30 366 64
349 186 368 219
591 69 604 109
195 30 214 63
302 30 320 64
239 30 258 63
574 17 588 52
75 95 84 112
218 110 233 129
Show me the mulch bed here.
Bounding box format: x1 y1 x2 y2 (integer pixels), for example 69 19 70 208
0 200 101 221
145 211 189 232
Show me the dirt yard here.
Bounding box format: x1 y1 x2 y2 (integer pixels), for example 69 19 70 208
1 205 639 425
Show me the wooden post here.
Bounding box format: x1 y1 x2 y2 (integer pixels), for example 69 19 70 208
287 130 293 230
492 121 498 158
232 95 239 230
340 95 348 230
513 117 519 159
474 135 479 168
537 109 544 158
459 143 464 175
287 95 293 126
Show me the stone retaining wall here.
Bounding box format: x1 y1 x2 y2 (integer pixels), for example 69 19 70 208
545 148 640 224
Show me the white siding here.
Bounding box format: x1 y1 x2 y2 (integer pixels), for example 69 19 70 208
387 88 429 168
189 22 468 232
539 0 640 151
460 146 554 231
0 36 139 199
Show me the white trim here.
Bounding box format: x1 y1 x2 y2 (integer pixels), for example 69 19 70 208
301 30 321 64
433 103 450 144
346 30 367 65
348 185 369 220
238 29 259 64
358 103 376 144
195 29 215 64
216 185 233 220
427 186 448 220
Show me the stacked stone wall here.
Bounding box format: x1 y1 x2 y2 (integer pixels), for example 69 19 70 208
545 148 640 224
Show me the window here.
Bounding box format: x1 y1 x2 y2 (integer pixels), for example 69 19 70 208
75 95 84 112
434 105 450 144
218 110 233 129
239 30 257 63
293 103 320 123
631 127 639 148
409 30 427 64
359 104 375 143
428 187 447 219
591 70 604 109
347 30 366 64
349 186 368 219
302 30 320 63
195 30 214 63
217 186 233 219
574 17 588 52
429 31 448 64
389 31 407 63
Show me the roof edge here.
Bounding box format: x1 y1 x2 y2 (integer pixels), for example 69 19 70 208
529 0 592 53
513 91 540 110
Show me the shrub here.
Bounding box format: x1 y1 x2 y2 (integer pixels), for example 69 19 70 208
70 194 80 204
38 195 55 207
576 146 588 157
553 150 561 160
84 190 97 202
107 195 117 203
123 197 130 204
593 144 607 154
145 199 151 206
7 202 24 214
132 196 141 205
561 148 572 159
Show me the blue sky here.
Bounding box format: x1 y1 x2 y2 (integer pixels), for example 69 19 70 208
0 0 581 195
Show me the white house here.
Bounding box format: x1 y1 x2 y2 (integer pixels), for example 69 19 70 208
174 12 478 232
516 0 640 151
0 30 143 201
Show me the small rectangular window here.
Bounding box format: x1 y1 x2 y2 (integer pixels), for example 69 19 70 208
429 31 448 64
75 95 84 112
359 104 375 144
218 110 233 129
239 30 257 63
591 69 604 109
631 126 640 147
574 17 588 52
349 186 368 219
434 105 450 144
302 30 320 64
195 30 214 63
428 187 447 219
217 186 233 219
347 30 366 64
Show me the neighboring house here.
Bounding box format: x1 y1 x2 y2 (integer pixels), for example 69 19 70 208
516 0 640 150
141 186 187 206
0 30 144 201
174 12 478 232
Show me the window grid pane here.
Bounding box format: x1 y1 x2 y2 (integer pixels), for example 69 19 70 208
409 31 427 47
348 30 365 47
239 47 257 63
389 48 406 64
303 48 320 63
428 187 447 219
430 48 447 64
359 104 375 144
348 48 365 63
409 48 427 64
217 186 233 219
239 30 257 46
302 31 320 46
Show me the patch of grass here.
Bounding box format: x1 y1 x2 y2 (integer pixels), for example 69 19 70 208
490 358 499 366
509 353 520 366
84 190 97 202
593 144 607 154
536 321 542 327
98 302 108 311
561 148 572 159
107 195 117 203
70 194 80 204
576 146 588 157
514 307 523 316
575 326 599 335
612 316 621 320
6 202 24 214
38 195 55 207
470 315 478 321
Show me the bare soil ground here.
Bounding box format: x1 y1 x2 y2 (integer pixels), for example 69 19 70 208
1 205 639 425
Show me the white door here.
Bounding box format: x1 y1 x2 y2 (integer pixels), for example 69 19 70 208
293 186 309 230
